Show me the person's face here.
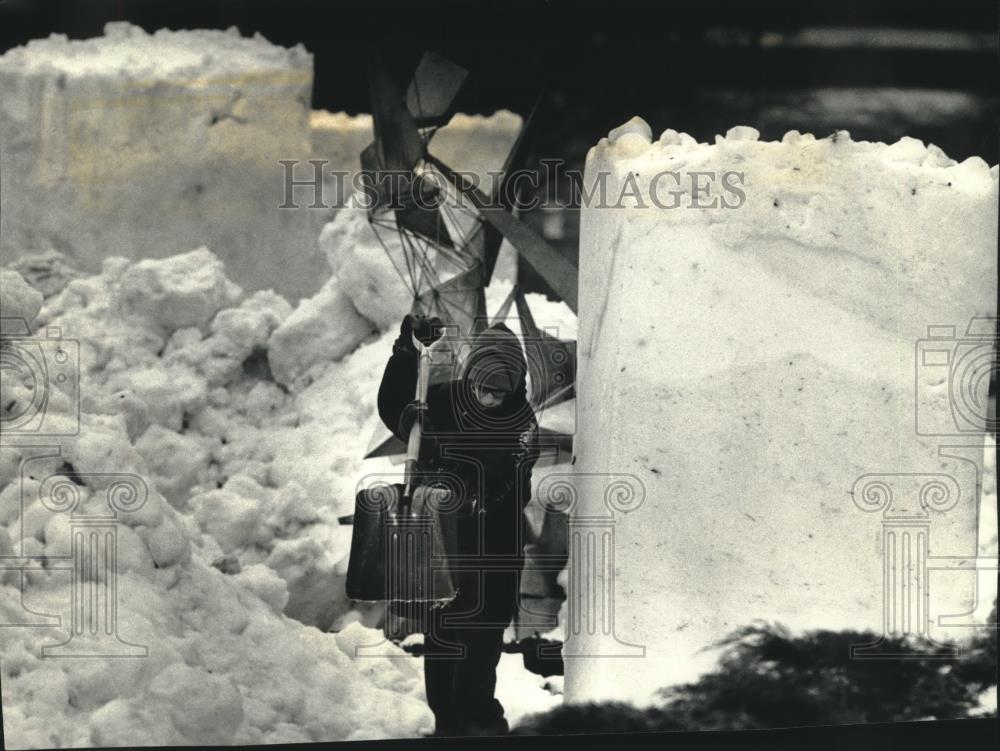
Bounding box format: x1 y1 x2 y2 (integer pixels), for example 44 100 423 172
472 384 507 409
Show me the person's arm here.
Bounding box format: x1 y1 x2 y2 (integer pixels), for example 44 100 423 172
377 336 418 442
377 314 445 442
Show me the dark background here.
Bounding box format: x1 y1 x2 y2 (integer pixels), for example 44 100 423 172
1 0 997 287
2 0 996 155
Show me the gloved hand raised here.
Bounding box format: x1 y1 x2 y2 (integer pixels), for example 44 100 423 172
394 313 445 352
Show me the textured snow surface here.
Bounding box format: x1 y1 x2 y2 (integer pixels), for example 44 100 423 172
1 242 574 746
0 250 435 747
570 120 998 705
495 653 563 728
0 271 43 336
0 22 311 78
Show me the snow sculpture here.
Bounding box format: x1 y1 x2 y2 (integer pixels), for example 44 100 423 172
569 119 998 704
0 23 327 302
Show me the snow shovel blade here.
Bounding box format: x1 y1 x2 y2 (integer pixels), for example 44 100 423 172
346 483 457 603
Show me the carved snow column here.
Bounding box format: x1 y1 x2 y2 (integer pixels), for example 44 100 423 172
568 118 998 704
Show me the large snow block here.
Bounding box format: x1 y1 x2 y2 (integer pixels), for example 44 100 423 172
568 121 998 705
309 110 375 210
0 22 328 302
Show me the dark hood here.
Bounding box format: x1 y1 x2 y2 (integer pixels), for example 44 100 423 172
455 323 533 429
461 323 528 393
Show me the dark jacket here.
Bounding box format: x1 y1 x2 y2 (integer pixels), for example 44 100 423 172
377 323 540 564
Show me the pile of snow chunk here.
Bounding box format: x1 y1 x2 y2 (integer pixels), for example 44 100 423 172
115 248 244 334
1 558 432 746
10 247 383 627
1 249 435 747
2 231 578 745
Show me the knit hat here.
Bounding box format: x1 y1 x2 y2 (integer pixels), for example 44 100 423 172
462 324 527 394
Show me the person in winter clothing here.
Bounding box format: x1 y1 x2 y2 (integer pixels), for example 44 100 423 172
377 313 540 736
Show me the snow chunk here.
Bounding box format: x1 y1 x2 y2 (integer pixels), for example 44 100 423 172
658 128 697 148
212 291 292 353
725 125 760 141
7 250 83 298
922 143 957 169
116 248 243 333
884 135 927 163
233 563 290 614
608 116 652 146
147 663 245 744
319 208 414 331
134 425 215 507
83 388 152 443
109 362 207 431
781 129 816 144
139 514 191 568
267 277 376 389
191 483 266 554
955 155 992 182
0 270 43 335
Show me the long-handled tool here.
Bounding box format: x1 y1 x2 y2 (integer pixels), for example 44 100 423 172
399 331 431 512
346 331 456 609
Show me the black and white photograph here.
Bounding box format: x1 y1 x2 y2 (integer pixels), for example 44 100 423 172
0 1 997 747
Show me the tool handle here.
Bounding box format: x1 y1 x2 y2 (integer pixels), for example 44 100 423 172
402 332 432 503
